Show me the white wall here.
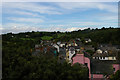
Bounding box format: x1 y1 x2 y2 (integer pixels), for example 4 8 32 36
69 50 75 61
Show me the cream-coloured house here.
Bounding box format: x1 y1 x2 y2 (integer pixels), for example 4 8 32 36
66 47 76 63
96 49 103 54
93 56 116 60
108 57 116 60
92 51 117 61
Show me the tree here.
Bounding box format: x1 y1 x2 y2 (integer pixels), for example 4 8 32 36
110 70 120 80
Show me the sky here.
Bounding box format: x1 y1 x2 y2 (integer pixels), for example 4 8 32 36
1 2 118 34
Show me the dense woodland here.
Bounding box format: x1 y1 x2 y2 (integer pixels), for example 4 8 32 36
2 27 120 79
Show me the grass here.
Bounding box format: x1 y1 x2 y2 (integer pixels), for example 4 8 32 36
20 38 35 41
41 36 53 40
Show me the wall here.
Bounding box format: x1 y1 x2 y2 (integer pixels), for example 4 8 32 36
69 50 75 62
72 54 91 78
91 74 104 80
113 64 120 73
72 54 85 64
108 57 116 60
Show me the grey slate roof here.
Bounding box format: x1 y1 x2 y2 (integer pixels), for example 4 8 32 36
91 59 117 75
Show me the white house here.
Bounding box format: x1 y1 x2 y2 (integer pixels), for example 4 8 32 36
68 47 76 63
76 38 81 41
96 49 103 54
93 57 108 60
57 41 61 45
93 56 116 60
53 44 60 53
85 38 92 43
60 43 65 47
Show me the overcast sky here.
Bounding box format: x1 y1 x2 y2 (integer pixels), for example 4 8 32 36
1 2 118 34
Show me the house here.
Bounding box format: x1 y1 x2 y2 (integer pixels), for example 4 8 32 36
91 59 120 79
75 41 83 46
113 64 120 74
84 45 95 52
75 38 81 41
74 46 81 52
72 53 91 78
35 44 41 51
40 40 43 44
85 38 92 43
93 44 118 61
68 40 78 47
66 47 76 63
57 41 61 45
34 43 58 56
96 49 103 54
92 53 116 61
32 51 41 56
59 48 66 58
98 44 118 52
66 46 84 63
68 47 76 63
67 42 78 47
59 43 66 47
11 35 14 37
53 44 60 53
72 51 120 80
25 35 29 37
58 48 66 63
93 49 117 61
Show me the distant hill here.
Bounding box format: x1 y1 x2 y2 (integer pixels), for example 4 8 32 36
2 27 120 45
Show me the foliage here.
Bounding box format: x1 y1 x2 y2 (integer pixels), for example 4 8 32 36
41 36 53 40
110 70 120 80
86 50 94 56
2 27 120 79
2 35 89 79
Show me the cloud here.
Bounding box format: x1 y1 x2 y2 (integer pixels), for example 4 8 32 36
65 27 88 31
99 15 118 21
0 24 3 34
3 2 62 15
2 23 41 33
2 21 118 34
2 23 89 34
56 2 118 13
7 17 44 23
72 21 117 26
3 0 120 2
2 2 118 34
8 11 45 17
3 2 117 17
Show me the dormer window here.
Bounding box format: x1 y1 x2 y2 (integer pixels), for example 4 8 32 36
113 68 115 72
103 57 105 59
85 63 88 67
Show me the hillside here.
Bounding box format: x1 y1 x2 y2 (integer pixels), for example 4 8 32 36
2 27 120 79
2 27 120 45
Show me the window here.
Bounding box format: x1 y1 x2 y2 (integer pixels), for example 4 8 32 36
95 57 98 59
98 57 99 59
103 57 104 59
85 63 88 67
91 74 93 79
113 68 115 72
